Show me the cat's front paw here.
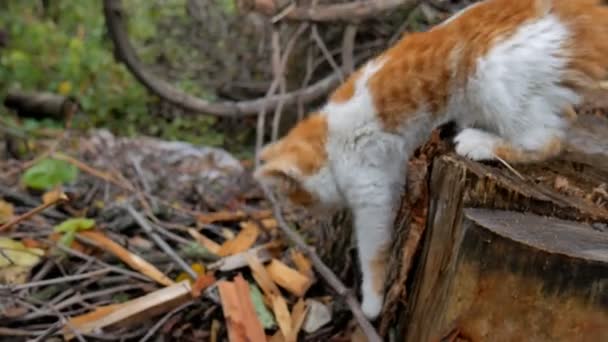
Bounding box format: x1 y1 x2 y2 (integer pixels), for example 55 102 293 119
454 128 500 161
361 292 383 320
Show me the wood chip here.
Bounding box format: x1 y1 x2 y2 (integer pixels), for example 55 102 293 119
271 295 293 342
246 253 281 301
78 230 174 286
64 281 192 340
266 259 312 297
188 228 221 255
290 249 314 278
290 298 309 341
234 274 266 341
208 245 271 272
217 222 260 257
192 273 216 298
217 276 266 342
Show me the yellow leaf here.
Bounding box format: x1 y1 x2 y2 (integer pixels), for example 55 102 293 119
0 237 45 285
174 263 205 284
58 81 72 95
0 200 14 224
0 237 45 267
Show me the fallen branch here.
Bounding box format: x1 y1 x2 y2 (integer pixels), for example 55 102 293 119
103 0 341 117
256 183 382 342
252 0 420 23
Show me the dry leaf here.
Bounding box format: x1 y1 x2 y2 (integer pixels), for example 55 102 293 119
42 188 68 205
0 200 14 224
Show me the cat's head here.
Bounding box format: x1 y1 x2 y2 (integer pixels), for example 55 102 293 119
254 114 343 214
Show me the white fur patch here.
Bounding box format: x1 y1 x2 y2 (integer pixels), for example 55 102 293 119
463 14 578 144
454 128 502 160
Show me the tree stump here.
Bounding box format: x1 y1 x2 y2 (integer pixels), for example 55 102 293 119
377 114 608 341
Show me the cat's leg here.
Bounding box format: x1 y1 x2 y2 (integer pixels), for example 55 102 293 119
454 105 574 163
352 194 395 319
454 126 564 163
344 161 405 319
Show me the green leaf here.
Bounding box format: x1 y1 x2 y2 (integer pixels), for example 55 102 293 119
53 218 96 233
249 283 276 329
21 158 78 190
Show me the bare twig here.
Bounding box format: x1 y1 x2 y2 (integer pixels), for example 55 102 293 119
14 269 110 290
0 184 66 219
271 23 309 141
256 183 382 342
342 25 358 74
125 204 197 279
103 0 341 117
54 243 154 283
312 25 345 82
280 0 420 23
0 192 68 232
138 301 195 342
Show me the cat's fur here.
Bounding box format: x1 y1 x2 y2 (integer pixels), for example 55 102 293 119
254 0 608 319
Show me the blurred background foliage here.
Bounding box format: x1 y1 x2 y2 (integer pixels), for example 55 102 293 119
0 0 256 154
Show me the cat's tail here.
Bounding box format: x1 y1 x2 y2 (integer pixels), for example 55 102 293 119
554 0 608 90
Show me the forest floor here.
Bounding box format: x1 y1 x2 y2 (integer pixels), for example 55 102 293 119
1 85 607 341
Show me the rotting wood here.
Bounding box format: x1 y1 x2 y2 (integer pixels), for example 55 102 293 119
4 90 79 120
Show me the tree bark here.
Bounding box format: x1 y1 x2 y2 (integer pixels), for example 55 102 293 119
379 113 608 341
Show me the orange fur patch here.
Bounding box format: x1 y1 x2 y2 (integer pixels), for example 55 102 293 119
330 69 362 103
260 113 328 176
365 0 551 131
258 114 328 206
554 0 608 89
494 137 563 163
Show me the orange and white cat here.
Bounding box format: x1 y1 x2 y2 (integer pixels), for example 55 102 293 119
255 0 608 319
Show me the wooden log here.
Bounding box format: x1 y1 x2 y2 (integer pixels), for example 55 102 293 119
404 208 608 342
4 90 79 120
380 114 608 339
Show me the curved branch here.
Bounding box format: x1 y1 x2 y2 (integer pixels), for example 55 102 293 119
282 0 421 23
103 0 340 117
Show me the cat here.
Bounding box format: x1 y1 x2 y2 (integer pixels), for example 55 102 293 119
254 0 608 320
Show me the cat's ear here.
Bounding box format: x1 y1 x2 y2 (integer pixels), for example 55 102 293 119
254 158 302 193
